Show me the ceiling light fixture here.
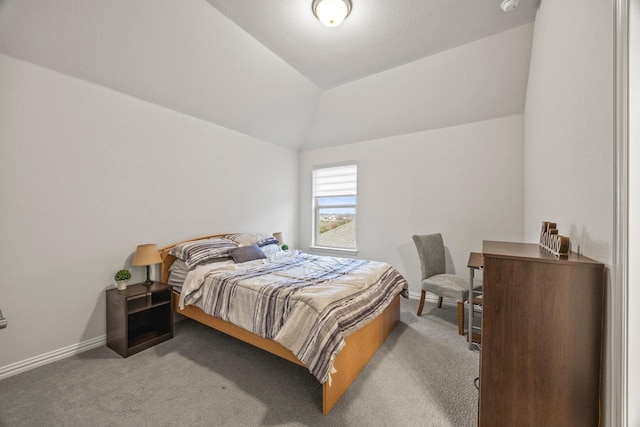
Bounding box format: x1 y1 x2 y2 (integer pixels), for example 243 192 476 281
312 0 352 27
500 0 520 12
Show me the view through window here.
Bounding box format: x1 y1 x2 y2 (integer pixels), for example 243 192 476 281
312 163 357 249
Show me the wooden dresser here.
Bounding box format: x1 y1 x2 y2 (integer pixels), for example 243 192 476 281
479 241 604 427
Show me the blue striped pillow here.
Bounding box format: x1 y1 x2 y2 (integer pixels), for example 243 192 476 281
258 237 279 247
169 238 238 269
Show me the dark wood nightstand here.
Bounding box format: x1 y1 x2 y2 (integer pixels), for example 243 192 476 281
106 282 173 357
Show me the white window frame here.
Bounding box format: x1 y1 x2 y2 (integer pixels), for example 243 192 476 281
311 162 358 254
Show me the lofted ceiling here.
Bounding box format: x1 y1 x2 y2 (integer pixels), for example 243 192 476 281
0 0 537 151
206 0 539 89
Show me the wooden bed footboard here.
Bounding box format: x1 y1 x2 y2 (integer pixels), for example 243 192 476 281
323 293 400 414
171 291 400 414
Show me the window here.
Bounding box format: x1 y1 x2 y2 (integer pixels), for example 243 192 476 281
312 163 357 250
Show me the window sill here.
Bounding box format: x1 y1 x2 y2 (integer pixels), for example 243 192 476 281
308 246 358 257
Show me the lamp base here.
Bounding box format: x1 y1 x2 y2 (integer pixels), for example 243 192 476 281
144 265 153 286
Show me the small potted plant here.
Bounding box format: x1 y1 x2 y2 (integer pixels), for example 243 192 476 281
114 269 131 290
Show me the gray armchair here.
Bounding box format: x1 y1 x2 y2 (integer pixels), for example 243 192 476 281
412 233 473 335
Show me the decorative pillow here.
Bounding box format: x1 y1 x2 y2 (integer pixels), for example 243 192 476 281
224 233 270 247
169 238 237 269
258 237 279 247
229 244 266 263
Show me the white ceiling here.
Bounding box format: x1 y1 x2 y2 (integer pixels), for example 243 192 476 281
0 0 538 151
205 0 538 89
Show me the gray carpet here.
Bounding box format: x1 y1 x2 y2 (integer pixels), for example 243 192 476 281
0 298 479 426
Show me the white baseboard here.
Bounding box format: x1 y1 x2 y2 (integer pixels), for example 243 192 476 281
0 292 444 381
407 290 420 300
0 334 106 381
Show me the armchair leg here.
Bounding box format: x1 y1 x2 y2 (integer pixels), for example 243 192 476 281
457 301 464 335
437 296 443 308
417 290 426 316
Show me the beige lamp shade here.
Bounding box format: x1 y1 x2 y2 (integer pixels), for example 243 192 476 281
132 244 162 266
273 232 286 245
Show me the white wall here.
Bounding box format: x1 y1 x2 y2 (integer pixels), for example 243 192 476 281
522 0 614 424
0 54 298 370
299 115 524 295
523 1 613 261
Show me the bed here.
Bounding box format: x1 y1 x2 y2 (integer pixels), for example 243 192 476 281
159 233 407 414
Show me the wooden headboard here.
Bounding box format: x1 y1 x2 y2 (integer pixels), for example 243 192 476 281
159 233 229 283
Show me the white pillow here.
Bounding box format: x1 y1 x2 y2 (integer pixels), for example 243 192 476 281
261 243 283 258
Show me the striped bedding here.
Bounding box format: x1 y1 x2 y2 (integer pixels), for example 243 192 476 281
179 252 408 384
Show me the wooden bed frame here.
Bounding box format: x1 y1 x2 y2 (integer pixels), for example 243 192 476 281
160 234 401 415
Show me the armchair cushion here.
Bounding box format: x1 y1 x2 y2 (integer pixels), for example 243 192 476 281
422 274 470 301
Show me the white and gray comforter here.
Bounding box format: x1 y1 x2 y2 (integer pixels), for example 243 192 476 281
178 252 408 384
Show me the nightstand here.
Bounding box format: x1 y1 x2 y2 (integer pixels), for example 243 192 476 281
106 282 173 357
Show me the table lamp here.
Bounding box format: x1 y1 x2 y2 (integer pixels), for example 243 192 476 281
132 244 162 285
273 232 288 250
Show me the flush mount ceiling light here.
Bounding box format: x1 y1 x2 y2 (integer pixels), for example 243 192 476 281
312 0 352 27
500 0 520 12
